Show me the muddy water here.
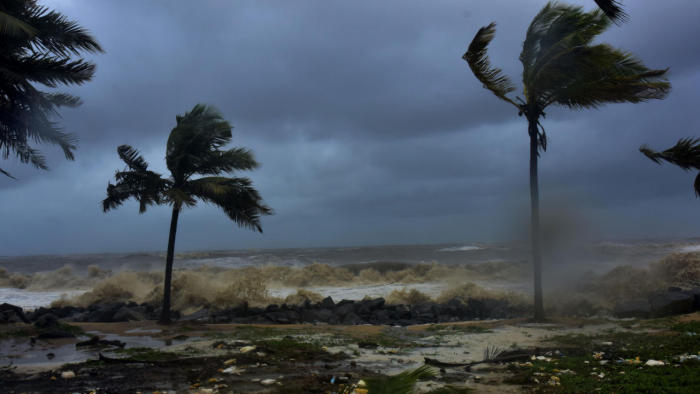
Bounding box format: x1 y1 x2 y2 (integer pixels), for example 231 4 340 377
0 329 195 372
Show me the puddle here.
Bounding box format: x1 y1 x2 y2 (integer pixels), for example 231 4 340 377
0 330 196 371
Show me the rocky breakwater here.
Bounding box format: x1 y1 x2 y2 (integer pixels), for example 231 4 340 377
614 287 700 318
3 296 527 326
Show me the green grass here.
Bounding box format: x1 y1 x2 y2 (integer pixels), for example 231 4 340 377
113 347 179 362
506 320 700 393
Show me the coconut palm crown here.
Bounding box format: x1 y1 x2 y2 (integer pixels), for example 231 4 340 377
463 1 669 320
103 104 272 323
641 138 700 195
0 0 103 178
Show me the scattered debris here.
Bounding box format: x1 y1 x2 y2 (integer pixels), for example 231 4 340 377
60 370 75 379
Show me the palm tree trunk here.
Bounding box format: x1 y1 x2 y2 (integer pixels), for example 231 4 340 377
528 118 545 321
158 205 180 324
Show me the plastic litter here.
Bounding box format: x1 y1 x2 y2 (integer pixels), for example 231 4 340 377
60 371 75 379
240 345 256 353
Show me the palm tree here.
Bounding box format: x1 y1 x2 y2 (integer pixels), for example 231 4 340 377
0 0 103 178
463 1 669 320
640 138 700 195
103 104 272 323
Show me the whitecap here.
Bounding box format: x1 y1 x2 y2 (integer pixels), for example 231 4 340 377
679 244 700 253
437 245 481 252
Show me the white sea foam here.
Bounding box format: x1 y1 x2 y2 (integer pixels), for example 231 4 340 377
437 245 481 252
679 244 700 253
0 288 85 310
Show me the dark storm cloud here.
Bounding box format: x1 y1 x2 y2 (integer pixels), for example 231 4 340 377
1 0 699 255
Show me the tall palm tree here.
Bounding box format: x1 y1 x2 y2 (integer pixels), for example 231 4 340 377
640 138 700 195
0 0 102 178
103 104 272 323
463 1 669 320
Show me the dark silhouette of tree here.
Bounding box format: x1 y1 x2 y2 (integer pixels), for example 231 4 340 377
463 1 669 320
103 104 272 323
0 0 102 178
641 138 700 195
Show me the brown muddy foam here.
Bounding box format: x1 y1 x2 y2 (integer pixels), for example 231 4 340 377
3 252 699 314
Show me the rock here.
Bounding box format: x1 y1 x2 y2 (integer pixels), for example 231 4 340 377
644 359 665 366
264 310 300 324
0 303 30 324
34 313 60 329
180 308 210 322
341 312 363 325
320 296 335 309
301 308 334 323
613 299 651 318
357 298 385 314
112 306 146 322
60 370 75 379
76 336 125 348
334 301 356 318
649 291 694 317
36 330 75 339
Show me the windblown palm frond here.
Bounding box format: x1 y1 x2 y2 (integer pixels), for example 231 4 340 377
103 145 170 213
640 138 700 196
0 0 102 177
166 104 235 180
188 176 272 232
463 22 518 108
594 0 628 24
518 3 669 110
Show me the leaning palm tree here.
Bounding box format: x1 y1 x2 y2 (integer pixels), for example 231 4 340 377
463 1 669 320
103 104 272 323
640 138 700 195
0 0 102 178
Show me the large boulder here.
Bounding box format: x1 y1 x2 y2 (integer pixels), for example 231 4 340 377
112 306 146 322
301 308 334 324
0 303 29 324
34 313 60 329
613 299 651 318
649 291 694 317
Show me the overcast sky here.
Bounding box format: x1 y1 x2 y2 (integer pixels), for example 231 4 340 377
1 0 699 256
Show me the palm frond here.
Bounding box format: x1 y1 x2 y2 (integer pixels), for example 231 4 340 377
188 176 272 232
0 10 37 37
104 146 170 213
640 138 700 197
538 44 669 109
9 54 96 87
117 144 149 172
594 0 628 24
522 3 610 91
463 22 518 108
191 147 259 176
166 104 234 179
0 167 16 179
363 365 438 394
640 138 700 170
26 5 103 55
0 0 101 175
